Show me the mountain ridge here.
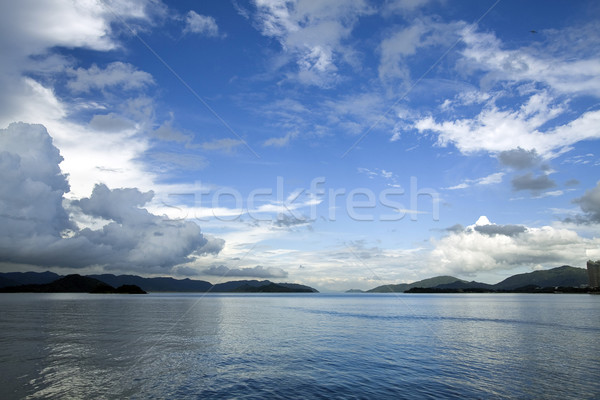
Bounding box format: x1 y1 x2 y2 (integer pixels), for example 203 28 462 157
361 266 589 293
0 274 146 294
0 272 318 293
367 276 467 293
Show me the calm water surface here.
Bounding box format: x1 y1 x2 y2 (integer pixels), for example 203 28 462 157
0 293 599 399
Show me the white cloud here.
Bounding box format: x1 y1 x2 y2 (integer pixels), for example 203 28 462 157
478 172 504 185
445 182 469 190
323 92 391 136
429 216 599 275
252 0 373 86
150 117 193 144
445 172 504 190
415 92 600 157
412 24 600 158
357 167 400 187
459 26 600 96
0 0 114 58
0 1 166 199
184 11 221 37
2 78 68 126
383 0 435 14
378 19 461 86
67 62 155 93
263 131 298 147
535 190 564 198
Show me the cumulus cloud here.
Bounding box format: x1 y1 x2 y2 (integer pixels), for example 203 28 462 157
0 123 72 237
511 173 556 193
73 184 155 224
0 123 223 273
184 11 221 37
197 235 226 255
430 216 599 275
203 265 288 278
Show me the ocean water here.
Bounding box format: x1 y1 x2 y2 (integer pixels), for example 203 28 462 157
0 293 599 399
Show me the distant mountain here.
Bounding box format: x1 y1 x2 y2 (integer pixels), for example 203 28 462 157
367 276 464 293
0 276 20 288
0 274 146 294
0 272 318 293
435 280 494 290
212 279 271 292
492 266 588 290
1 274 117 293
345 289 365 293
276 282 318 293
213 280 318 293
0 271 60 287
234 282 316 293
88 274 213 292
363 266 590 293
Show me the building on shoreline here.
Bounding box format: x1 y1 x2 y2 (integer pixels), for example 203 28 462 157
588 260 600 288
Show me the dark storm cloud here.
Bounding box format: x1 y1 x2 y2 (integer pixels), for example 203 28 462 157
0 122 223 272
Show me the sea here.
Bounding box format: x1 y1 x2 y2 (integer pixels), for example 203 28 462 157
0 293 599 399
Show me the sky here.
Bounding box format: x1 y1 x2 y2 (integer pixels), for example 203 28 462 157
1 0 599 291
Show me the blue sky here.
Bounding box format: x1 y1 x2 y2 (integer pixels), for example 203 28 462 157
1 0 599 291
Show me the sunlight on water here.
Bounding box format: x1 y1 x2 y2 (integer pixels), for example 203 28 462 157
1 293 599 399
